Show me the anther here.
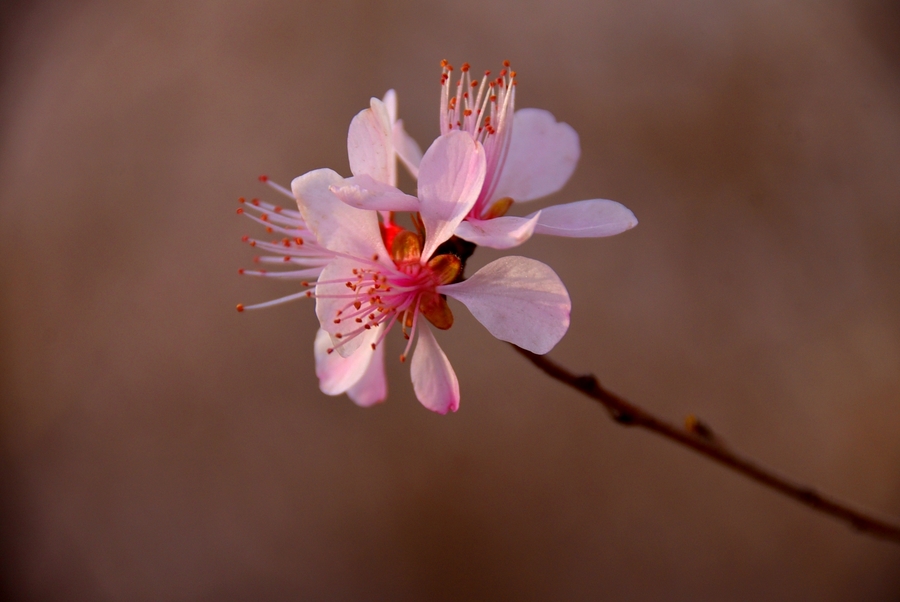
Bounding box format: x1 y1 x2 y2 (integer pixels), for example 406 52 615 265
236 304 245 312
258 174 269 182
241 235 249 242
238 268 244 275
236 208 244 214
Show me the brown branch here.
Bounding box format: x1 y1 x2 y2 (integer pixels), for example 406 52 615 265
512 345 900 544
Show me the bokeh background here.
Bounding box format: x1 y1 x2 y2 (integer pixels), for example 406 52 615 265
2 1 900 599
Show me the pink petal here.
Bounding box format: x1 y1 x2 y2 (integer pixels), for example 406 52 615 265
438 256 570 354
382 89 398 123
410 325 460 414
330 174 421 212
314 328 380 399
347 97 395 185
417 130 486 259
454 213 540 249
346 342 387 407
394 119 423 179
292 168 387 259
315 257 382 357
491 108 580 203
530 199 638 238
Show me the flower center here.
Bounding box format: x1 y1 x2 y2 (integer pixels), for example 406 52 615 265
440 60 517 217
325 228 461 361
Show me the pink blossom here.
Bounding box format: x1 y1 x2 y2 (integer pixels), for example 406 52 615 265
438 61 639 249
293 131 571 413
238 91 418 407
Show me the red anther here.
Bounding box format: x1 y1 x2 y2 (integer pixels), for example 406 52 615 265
295 238 303 245
301 281 309 286
500 70 507 77
334 333 343 339
238 268 245 275
484 70 491 76
399 354 407 363
464 109 472 116
510 70 516 78
260 269 267 274
327 348 334 354
236 208 244 214
503 59 510 67
370 343 376 350
355 318 363 323
461 62 470 72
266 227 273 233
260 214 268 222
490 95 497 102
353 300 362 310
241 235 249 242
274 206 283 213
440 59 448 67
333 319 341 324
258 174 268 182
305 291 313 297
253 256 260 263
251 198 260 206
249 240 256 247
236 304 245 312
372 254 379 260
283 256 290 262
238 197 246 203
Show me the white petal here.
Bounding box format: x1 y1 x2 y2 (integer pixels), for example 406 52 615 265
314 327 377 396
417 130 486 259
382 89 398 124
438 256 570 354
314 257 381 357
410 325 460 414
454 213 540 249
330 174 421 212
530 199 638 238
347 98 395 185
292 169 387 259
346 342 387 406
394 119 423 179
492 108 580 203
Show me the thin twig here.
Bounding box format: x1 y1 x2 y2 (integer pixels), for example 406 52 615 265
512 345 900 544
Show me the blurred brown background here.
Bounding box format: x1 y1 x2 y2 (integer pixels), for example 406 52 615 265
2 1 900 600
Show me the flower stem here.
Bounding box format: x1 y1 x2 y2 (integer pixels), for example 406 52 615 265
512 344 900 544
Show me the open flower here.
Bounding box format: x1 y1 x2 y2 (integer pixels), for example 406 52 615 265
438 61 639 249
238 91 420 407
293 131 571 413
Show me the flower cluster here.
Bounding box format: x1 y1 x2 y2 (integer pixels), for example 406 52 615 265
237 61 637 413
